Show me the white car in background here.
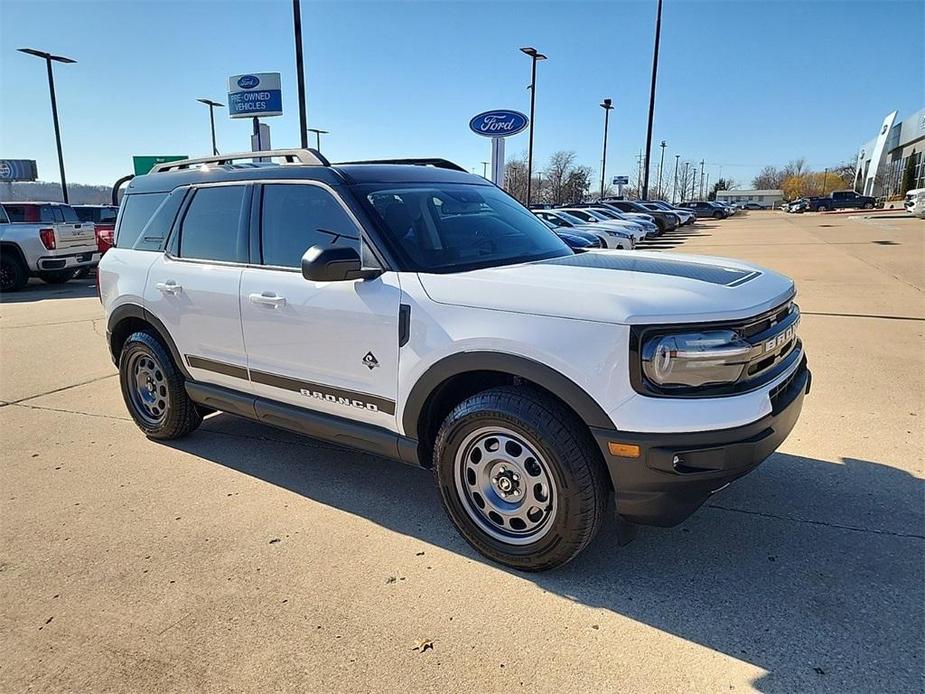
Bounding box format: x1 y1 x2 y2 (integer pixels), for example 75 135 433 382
904 188 925 219
533 210 635 250
556 207 648 242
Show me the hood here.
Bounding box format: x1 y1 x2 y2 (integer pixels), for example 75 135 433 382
418 250 795 325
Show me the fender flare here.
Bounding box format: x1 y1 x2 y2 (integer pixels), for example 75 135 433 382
401 351 613 437
0 242 29 271
107 303 191 379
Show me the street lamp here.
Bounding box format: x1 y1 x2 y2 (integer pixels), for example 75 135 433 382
672 154 680 203
292 0 309 149
18 48 75 203
481 161 490 178
196 98 224 155
306 128 329 152
520 46 546 206
655 140 667 200
599 98 614 199
641 0 664 200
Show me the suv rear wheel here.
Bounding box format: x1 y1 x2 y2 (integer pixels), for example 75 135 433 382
817 204 828 212
119 331 202 440
434 386 608 571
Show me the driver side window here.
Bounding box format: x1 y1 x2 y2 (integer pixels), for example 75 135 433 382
260 183 359 268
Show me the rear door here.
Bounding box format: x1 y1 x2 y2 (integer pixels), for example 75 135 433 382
145 183 252 393
240 181 401 430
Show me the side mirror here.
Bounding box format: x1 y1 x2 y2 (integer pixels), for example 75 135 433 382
301 245 381 282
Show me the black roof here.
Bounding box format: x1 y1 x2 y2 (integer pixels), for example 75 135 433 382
126 161 485 195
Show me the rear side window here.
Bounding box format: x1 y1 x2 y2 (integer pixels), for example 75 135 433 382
178 185 247 263
74 208 95 222
116 193 168 248
259 184 358 268
134 191 185 251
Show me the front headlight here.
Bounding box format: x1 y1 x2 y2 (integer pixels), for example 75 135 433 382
642 330 751 388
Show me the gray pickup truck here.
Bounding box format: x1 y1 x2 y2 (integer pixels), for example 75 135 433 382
0 201 100 291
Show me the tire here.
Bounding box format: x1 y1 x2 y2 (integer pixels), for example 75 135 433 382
433 386 609 571
119 330 202 440
713 210 723 219
38 269 76 284
0 254 28 292
816 205 827 213
864 202 874 209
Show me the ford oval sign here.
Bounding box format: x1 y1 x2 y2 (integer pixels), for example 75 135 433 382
469 110 529 138
237 75 260 89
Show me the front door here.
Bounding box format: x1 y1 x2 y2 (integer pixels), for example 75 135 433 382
145 183 252 392
240 182 401 430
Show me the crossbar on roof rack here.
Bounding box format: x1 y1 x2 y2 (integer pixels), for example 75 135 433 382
335 158 467 172
150 149 329 173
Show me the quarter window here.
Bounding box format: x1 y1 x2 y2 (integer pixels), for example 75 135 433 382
179 185 246 262
259 184 359 268
115 193 168 248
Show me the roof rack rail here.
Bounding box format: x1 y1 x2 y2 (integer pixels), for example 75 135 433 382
336 158 467 173
150 148 330 173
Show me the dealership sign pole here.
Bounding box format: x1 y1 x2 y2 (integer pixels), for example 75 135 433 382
469 110 529 188
228 73 283 159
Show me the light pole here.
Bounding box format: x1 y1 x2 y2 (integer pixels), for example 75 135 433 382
196 98 223 155
699 159 705 199
481 161 489 178
655 140 667 200
520 46 546 206
821 167 829 196
641 0 664 200
672 154 680 203
292 0 309 149
599 98 614 199
682 161 690 202
18 48 74 203
306 128 329 152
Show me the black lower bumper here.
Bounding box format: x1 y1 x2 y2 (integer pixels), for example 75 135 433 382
592 360 810 527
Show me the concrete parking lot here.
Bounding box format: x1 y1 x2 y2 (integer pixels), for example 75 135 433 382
1 211 922 693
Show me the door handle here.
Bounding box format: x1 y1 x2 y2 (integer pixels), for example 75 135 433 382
155 281 182 295
248 292 286 308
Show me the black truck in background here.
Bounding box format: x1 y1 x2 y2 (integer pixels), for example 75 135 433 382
806 190 877 212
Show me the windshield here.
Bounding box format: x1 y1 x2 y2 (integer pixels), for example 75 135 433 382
589 208 619 220
357 183 571 273
557 211 589 226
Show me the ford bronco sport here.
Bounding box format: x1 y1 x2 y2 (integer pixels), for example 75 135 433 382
99 150 810 571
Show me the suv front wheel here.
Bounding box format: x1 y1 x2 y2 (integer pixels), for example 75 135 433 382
119 331 202 440
434 386 608 571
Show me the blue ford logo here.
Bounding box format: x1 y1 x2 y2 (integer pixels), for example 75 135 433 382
237 75 260 89
469 110 529 138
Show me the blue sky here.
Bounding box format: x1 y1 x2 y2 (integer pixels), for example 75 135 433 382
1 0 922 188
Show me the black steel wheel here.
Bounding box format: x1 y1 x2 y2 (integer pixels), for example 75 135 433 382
119 331 202 440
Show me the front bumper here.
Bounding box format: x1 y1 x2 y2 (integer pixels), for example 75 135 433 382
592 358 810 527
37 251 101 271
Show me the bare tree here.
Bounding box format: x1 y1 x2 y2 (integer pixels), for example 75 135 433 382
782 158 808 179
543 151 576 205
503 152 529 204
752 165 784 190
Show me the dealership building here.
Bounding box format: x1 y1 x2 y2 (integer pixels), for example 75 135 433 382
855 107 925 198
715 189 784 208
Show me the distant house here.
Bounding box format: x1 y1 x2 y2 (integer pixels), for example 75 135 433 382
715 189 784 208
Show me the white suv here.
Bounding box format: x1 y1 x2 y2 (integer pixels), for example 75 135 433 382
100 150 810 571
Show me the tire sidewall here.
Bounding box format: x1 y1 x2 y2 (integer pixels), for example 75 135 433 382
434 399 595 569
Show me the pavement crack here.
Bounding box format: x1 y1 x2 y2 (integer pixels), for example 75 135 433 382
801 311 925 322
6 373 117 406
706 503 925 540
10 402 131 422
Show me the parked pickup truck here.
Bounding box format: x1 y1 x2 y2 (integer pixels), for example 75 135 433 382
806 190 876 212
0 201 100 291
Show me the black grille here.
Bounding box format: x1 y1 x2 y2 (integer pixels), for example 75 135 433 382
740 301 792 338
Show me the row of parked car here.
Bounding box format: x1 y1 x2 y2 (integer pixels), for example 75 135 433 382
0 201 119 291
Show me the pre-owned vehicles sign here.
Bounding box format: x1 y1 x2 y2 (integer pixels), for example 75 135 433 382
227 73 282 119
